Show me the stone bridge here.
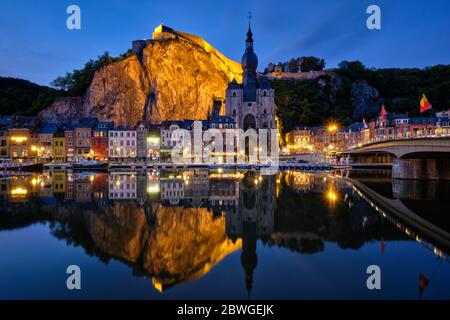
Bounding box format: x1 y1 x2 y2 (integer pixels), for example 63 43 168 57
338 137 450 180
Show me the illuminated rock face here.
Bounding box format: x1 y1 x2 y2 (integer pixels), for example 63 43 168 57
40 26 243 125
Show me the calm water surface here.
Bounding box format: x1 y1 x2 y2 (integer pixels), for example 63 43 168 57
0 169 449 299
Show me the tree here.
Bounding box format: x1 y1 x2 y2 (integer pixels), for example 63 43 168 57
299 56 326 72
288 58 299 73
50 51 122 96
338 60 366 73
264 63 276 74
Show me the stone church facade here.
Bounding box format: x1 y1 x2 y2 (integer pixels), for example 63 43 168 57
224 24 276 131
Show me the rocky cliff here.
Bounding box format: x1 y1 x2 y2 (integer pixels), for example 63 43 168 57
39 25 243 125
351 80 380 120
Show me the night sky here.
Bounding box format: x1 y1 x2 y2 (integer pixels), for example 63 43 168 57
1 0 449 85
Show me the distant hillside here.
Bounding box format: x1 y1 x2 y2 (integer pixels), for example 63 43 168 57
274 63 450 134
0 77 61 116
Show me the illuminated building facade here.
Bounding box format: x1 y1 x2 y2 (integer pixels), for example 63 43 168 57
92 121 113 161
108 126 137 160
74 117 97 160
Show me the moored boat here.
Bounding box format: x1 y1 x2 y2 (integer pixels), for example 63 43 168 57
0 159 43 172
72 159 108 170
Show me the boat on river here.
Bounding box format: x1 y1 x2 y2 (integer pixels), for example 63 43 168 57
0 159 43 172
72 159 108 170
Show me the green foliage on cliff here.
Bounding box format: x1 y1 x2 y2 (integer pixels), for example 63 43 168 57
337 61 450 117
0 50 135 117
273 75 353 134
51 51 133 96
0 77 62 116
264 56 326 73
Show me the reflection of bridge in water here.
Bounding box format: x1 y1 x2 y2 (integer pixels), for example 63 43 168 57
346 177 450 259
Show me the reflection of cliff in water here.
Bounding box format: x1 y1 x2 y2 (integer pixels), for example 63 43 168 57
52 203 241 292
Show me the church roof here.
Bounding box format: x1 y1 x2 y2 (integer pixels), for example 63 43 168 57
227 78 241 90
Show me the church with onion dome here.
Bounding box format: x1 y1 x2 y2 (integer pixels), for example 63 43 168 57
225 20 276 131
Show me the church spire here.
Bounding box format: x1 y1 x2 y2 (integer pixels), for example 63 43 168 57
246 11 254 51
241 12 258 90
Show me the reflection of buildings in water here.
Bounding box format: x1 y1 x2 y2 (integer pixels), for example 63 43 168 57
1 175 30 202
51 170 66 194
91 173 109 199
74 173 94 202
159 169 240 212
183 169 209 207
283 171 348 195
209 178 239 214
227 172 275 238
160 177 184 205
283 171 313 193
108 172 137 200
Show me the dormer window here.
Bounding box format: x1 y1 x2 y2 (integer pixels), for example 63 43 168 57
233 92 236 97
263 91 267 97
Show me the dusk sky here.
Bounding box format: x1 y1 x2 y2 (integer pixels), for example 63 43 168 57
1 0 450 86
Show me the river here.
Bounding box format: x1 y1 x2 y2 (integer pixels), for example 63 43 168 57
0 169 449 299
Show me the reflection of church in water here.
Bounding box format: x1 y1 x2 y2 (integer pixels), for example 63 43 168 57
226 172 276 296
158 169 276 295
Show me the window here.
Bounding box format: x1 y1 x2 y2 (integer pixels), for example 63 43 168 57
263 91 267 97
233 92 236 97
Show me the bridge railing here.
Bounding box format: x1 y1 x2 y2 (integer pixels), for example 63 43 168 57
338 128 450 152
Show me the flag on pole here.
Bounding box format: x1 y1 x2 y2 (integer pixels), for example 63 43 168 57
363 118 368 129
380 236 386 254
420 94 432 113
381 104 388 123
419 273 430 296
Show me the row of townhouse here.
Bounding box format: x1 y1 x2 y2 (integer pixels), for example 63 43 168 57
0 107 242 163
0 116 161 162
159 114 239 162
285 109 450 153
